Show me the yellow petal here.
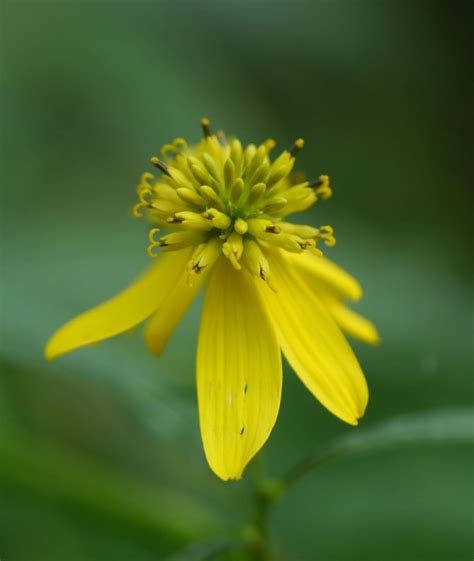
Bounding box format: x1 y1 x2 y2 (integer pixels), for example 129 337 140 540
256 249 368 425
45 248 193 360
287 251 380 345
197 260 282 480
144 266 207 356
291 250 363 302
320 292 381 345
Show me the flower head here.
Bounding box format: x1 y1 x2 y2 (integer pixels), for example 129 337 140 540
46 119 380 480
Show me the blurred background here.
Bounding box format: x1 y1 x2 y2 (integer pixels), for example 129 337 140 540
1 1 473 560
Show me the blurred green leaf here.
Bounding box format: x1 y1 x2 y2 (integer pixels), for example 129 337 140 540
284 407 474 487
0 423 225 543
164 539 240 561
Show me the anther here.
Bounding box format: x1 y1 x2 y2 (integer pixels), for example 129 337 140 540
289 138 305 157
310 175 332 199
309 177 323 189
150 157 170 176
202 208 231 230
265 225 281 234
201 117 211 137
192 261 204 274
187 239 222 283
298 240 315 250
166 216 184 224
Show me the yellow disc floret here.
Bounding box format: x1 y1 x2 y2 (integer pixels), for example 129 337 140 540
133 119 334 286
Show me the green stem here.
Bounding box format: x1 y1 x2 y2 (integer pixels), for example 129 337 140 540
245 454 281 561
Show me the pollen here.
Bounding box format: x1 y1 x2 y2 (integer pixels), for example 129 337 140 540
133 119 335 286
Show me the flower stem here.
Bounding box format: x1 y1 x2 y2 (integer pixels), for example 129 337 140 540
246 454 285 561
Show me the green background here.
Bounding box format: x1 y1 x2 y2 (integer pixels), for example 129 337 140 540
1 1 473 560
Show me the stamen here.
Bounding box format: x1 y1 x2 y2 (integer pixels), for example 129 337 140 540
265 225 281 234
136 123 337 264
310 175 332 200
167 216 184 224
264 232 308 253
202 208 231 230
289 138 305 157
263 138 276 152
169 211 213 230
298 239 316 250
152 230 202 253
172 138 188 151
150 157 171 176
201 117 211 138
247 218 279 238
318 224 336 247
222 233 243 270
132 202 148 218
160 144 177 159
277 222 320 238
148 227 160 242
242 239 276 291
132 187 153 217
147 244 161 257
136 172 154 195
146 227 162 257
187 239 222 284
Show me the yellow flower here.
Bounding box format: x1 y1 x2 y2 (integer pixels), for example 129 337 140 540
45 119 380 481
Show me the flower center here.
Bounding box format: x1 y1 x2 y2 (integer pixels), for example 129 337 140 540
133 119 335 285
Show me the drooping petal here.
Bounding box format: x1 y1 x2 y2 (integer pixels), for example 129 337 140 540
256 249 368 426
144 268 206 356
197 260 282 480
291 250 363 302
282 250 379 344
45 248 193 360
319 292 381 345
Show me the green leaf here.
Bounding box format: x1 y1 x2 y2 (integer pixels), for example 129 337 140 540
165 539 240 561
0 424 224 543
284 407 474 488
